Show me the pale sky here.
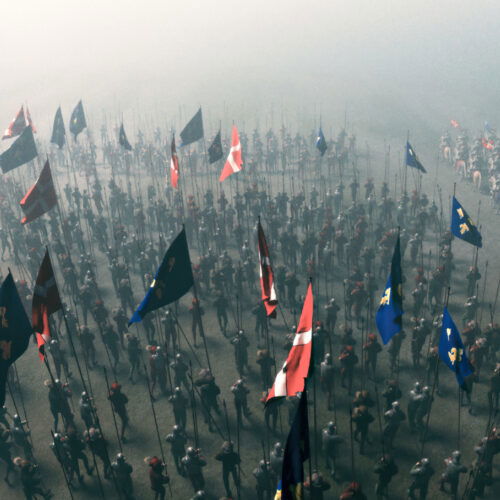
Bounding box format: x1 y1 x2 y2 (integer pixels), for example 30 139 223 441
1 1 499 142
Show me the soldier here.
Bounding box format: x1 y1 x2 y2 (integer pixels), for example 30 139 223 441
363 333 382 380
214 292 229 336
269 442 284 486
256 349 275 390
48 338 72 380
161 310 177 351
388 330 406 374
0 425 15 485
112 307 129 348
339 345 358 395
196 370 221 433
253 459 273 500
50 432 73 484
304 471 331 499
231 379 252 428
65 428 94 483
111 453 134 500
15 458 53 499
373 455 398 499
170 353 189 391
78 326 97 369
0 405 11 429
84 427 111 480
148 345 168 397
168 387 188 430
322 421 343 477
439 450 467 497
383 401 406 449
102 323 120 371
408 458 434 499
215 441 241 498
108 382 129 442
79 392 95 429
487 364 500 414
325 298 340 333
320 353 335 411
11 414 33 460
381 379 402 411
165 425 187 474
190 298 205 347
182 447 207 492
126 334 142 383
46 379 74 431
407 382 423 432
148 456 170 500
351 405 374 454
415 386 433 436
231 330 250 376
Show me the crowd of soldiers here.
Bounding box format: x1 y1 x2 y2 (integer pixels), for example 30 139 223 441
0 118 499 499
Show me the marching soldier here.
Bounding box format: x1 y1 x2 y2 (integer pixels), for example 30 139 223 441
439 450 467 498
382 401 406 449
182 447 207 492
148 456 170 500
253 459 273 500
408 458 434 499
165 425 187 474
215 441 241 498
111 453 134 499
373 455 398 499
108 382 129 442
322 421 344 477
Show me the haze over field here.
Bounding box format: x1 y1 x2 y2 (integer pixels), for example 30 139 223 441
1 1 499 144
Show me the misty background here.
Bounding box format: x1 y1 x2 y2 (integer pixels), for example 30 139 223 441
1 0 499 147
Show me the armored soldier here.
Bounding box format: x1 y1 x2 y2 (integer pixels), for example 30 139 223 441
170 353 189 391
373 455 398 499
269 442 283 485
165 425 187 474
46 379 74 431
111 453 134 500
363 333 382 380
168 387 188 430
320 353 335 411
79 391 95 429
439 450 467 497
215 441 241 498
304 471 331 499
339 345 358 395
383 401 406 449
126 334 142 383
407 382 423 432
108 382 129 442
325 298 340 333
231 379 252 428
253 459 273 500
16 458 53 499
48 338 72 380
84 427 111 480
322 421 343 477
381 379 402 411
65 428 94 483
148 456 170 500
78 326 97 368
408 458 434 499
231 330 250 376
182 447 207 492
189 298 205 347
352 405 374 455
256 349 275 390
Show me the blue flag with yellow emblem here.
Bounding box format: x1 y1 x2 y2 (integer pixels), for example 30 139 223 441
376 234 403 345
129 228 194 325
0 272 33 406
451 196 482 248
439 307 474 389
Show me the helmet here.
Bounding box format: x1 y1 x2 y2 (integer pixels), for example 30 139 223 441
451 450 461 461
274 442 283 454
391 401 400 409
116 453 125 462
327 421 336 432
420 458 429 466
187 447 196 458
81 391 88 399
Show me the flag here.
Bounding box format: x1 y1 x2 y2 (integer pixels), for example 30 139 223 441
69 100 87 139
180 108 204 146
2 106 27 140
170 136 179 188
219 125 243 182
279 390 310 500
20 160 58 224
376 234 403 345
119 123 132 151
450 119 460 129
439 307 474 389
32 250 62 359
0 126 37 174
50 107 66 149
0 273 33 406
25 107 36 133
129 228 194 325
484 121 495 135
266 284 313 402
405 141 427 173
258 221 277 318
451 196 482 248
316 127 327 156
208 130 223 164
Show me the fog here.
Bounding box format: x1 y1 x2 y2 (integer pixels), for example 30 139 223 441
1 0 500 144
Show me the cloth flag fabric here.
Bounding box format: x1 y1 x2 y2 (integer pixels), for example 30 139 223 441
376 234 403 345
119 123 132 151
180 108 204 146
0 273 33 406
451 196 482 248
69 100 87 139
405 141 427 173
25 107 36 133
219 125 243 182
170 136 180 188
257 221 277 318
0 126 38 173
439 307 474 389
129 228 194 325
316 127 327 156
277 390 310 500
208 130 223 164
2 106 27 140
20 160 58 224
266 283 313 402
32 250 62 359
51 107 66 149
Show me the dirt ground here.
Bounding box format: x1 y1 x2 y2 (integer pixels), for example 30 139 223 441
1 131 499 500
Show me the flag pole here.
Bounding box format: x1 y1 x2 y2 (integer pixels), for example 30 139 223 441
102 367 123 454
